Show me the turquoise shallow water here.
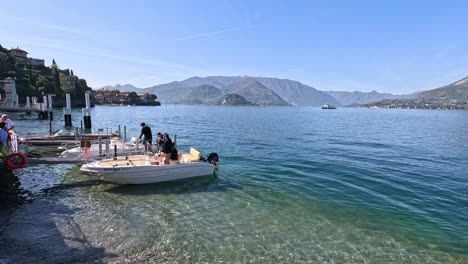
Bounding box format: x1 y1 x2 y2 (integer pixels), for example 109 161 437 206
1 105 467 263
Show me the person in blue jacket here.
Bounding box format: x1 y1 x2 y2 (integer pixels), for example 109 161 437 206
0 122 9 158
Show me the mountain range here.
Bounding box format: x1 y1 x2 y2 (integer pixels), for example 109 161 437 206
417 76 468 100
361 76 468 109
324 90 420 106
98 75 449 106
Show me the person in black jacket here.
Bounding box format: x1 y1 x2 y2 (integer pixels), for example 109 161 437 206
139 122 153 151
162 133 173 164
155 132 164 152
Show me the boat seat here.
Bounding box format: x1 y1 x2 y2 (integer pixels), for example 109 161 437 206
178 147 201 163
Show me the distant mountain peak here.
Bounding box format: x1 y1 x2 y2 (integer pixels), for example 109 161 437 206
98 84 142 93
115 84 136 88
325 90 417 106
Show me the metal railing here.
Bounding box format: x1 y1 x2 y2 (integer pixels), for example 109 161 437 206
0 101 48 111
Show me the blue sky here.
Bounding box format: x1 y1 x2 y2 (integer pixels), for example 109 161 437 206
1 0 468 94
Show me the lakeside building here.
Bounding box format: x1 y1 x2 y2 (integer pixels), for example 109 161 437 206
28 58 45 66
94 89 158 105
8 47 45 66
94 89 121 104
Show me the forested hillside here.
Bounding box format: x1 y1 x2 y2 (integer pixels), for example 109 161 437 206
0 44 92 107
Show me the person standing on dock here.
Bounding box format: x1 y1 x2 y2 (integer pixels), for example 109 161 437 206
1 114 15 131
139 122 153 151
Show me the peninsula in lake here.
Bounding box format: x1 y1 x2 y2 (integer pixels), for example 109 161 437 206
361 76 468 110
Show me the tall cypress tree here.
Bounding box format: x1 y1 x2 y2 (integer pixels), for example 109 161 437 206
51 59 62 96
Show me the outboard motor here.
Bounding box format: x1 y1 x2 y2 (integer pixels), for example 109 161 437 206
206 152 219 164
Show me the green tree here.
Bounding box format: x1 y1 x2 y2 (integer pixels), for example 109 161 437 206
51 59 62 97
36 75 54 94
0 45 16 80
1 43 93 106
149 94 157 100
127 92 139 104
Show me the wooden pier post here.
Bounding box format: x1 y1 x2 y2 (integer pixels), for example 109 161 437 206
47 94 54 121
25 96 31 115
39 94 48 120
64 93 72 127
105 139 110 156
82 92 92 130
98 137 103 157
74 127 80 140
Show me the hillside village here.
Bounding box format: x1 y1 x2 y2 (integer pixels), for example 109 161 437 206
362 98 466 110
1 44 161 107
93 89 160 106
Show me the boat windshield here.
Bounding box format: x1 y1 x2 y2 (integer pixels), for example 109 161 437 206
53 130 75 136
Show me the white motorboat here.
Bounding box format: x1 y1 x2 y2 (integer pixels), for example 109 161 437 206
322 104 337 109
80 148 219 184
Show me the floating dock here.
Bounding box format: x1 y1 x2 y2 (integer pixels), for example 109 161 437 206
26 157 88 165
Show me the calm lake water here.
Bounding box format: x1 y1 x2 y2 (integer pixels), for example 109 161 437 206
1 105 467 263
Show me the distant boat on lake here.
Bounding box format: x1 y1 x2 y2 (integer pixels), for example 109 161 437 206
322 104 336 109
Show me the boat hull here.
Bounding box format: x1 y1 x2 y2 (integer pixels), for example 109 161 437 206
81 159 217 184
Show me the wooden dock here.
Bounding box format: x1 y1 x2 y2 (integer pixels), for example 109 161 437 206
27 157 87 165
0 105 45 113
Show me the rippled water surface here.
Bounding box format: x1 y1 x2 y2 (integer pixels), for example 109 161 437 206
1 106 467 263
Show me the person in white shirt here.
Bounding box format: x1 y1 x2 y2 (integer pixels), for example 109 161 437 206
1 114 15 130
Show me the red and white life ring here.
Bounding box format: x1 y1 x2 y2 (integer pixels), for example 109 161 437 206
5 153 28 169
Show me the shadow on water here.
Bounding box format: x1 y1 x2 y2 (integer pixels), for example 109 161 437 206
39 179 108 196
0 167 117 263
0 167 22 207
104 174 242 196
0 166 40 208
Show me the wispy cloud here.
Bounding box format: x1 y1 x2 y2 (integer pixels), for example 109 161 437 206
176 24 255 41
10 36 212 79
3 14 88 35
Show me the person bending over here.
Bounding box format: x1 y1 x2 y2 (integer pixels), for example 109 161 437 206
139 122 153 151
